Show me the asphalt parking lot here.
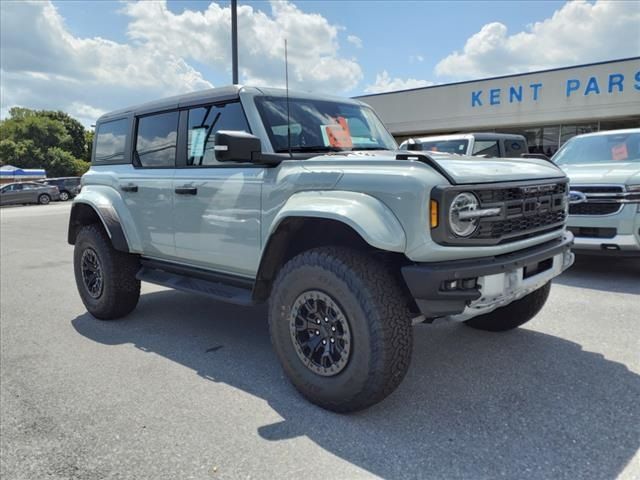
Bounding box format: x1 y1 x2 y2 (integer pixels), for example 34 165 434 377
1 203 639 480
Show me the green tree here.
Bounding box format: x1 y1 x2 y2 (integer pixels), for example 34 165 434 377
0 107 90 177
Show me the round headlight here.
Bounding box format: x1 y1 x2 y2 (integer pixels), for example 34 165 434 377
449 192 480 237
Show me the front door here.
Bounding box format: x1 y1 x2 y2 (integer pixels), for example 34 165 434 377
172 102 263 278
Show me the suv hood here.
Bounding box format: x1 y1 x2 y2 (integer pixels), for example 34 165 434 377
329 151 565 184
558 162 640 186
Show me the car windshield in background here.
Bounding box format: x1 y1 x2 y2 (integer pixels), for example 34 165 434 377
255 96 397 153
553 132 640 165
418 140 468 154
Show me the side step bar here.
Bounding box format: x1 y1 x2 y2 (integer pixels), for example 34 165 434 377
137 266 254 306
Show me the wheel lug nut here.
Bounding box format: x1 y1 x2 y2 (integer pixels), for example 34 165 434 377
330 338 335 343
331 326 336 332
324 317 329 322
316 320 320 324
322 339 327 345
315 330 320 335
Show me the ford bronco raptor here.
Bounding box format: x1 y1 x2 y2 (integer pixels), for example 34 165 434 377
69 86 574 412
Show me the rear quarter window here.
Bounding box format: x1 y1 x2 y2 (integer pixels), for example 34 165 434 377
94 118 129 164
503 139 527 157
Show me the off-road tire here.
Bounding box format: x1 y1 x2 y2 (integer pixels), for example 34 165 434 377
269 247 413 413
464 282 552 332
73 224 140 320
59 191 70 201
38 194 51 205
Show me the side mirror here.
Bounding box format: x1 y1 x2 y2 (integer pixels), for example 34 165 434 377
214 130 261 163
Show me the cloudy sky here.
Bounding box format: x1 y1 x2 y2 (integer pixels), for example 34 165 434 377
1 0 638 126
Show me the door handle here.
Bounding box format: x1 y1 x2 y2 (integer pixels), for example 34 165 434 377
175 186 198 195
121 184 138 193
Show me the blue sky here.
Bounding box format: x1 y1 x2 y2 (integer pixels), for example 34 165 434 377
53 0 569 90
1 0 638 125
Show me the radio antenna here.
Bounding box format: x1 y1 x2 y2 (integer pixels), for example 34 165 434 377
285 39 292 158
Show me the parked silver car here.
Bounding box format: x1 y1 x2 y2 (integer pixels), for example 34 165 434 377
553 128 640 256
0 182 60 205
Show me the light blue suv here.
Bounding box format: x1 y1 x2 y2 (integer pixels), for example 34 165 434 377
69 86 574 412
553 129 640 256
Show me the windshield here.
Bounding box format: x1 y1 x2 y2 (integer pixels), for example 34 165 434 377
553 132 640 165
255 96 397 153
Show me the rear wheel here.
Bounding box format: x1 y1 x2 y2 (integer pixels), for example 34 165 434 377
38 194 51 205
464 282 551 332
269 247 413 412
73 224 140 320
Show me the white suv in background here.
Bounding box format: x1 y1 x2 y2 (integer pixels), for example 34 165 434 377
399 133 530 158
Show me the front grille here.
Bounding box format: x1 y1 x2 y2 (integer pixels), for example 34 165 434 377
476 211 566 241
432 179 569 246
569 203 620 215
470 181 567 243
568 185 636 216
476 182 567 203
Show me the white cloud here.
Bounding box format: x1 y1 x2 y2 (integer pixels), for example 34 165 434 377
0 0 362 126
121 0 362 92
364 70 433 94
347 34 363 48
409 54 424 64
435 0 640 80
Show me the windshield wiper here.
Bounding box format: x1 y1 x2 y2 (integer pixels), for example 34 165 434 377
275 146 348 153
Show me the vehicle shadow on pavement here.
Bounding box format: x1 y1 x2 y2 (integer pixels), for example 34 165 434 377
554 255 640 295
72 291 640 479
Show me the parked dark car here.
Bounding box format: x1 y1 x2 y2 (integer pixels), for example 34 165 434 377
38 177 81 201
0 182 60 205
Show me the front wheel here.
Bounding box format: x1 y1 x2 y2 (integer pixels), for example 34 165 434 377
73 224 141 320
38 194 51 205
464 282 551 332
59 191 70 201
269 247 413 413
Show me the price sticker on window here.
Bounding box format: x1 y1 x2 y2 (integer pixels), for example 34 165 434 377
611 143 628 161
190 128 207 157
321 116 352 148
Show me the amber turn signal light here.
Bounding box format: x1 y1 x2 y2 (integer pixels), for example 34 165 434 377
430 200 439 228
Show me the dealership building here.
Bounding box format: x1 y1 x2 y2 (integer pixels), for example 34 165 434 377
358 57 640 156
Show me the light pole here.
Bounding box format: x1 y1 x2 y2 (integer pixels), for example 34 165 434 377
231 0 238 84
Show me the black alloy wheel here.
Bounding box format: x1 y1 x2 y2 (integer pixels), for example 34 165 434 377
289 290 352 376
81 247 103 298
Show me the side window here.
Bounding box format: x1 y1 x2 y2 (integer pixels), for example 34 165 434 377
95 118 128 164
135 111 179 168
503 140 527 157
187 102 249 166
472 140 500 157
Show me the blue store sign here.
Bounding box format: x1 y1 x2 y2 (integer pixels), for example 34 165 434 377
471 70 640 107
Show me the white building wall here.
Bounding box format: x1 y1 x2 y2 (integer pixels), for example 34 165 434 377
357 58 640 136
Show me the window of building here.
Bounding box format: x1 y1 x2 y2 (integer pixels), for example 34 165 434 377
95 118 128 163
472 140 500 157
187 102 250 166
135 111 179 168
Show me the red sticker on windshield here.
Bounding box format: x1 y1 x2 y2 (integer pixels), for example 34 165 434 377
611 143 628 161
322 116 352 148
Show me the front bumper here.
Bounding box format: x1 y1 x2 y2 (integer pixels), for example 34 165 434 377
402 234 574 320
567 205 640 256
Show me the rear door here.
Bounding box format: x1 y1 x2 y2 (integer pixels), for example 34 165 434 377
117 111 178 259
172 102 263 277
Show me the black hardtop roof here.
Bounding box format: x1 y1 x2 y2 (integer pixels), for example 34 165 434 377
96 85 365 123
